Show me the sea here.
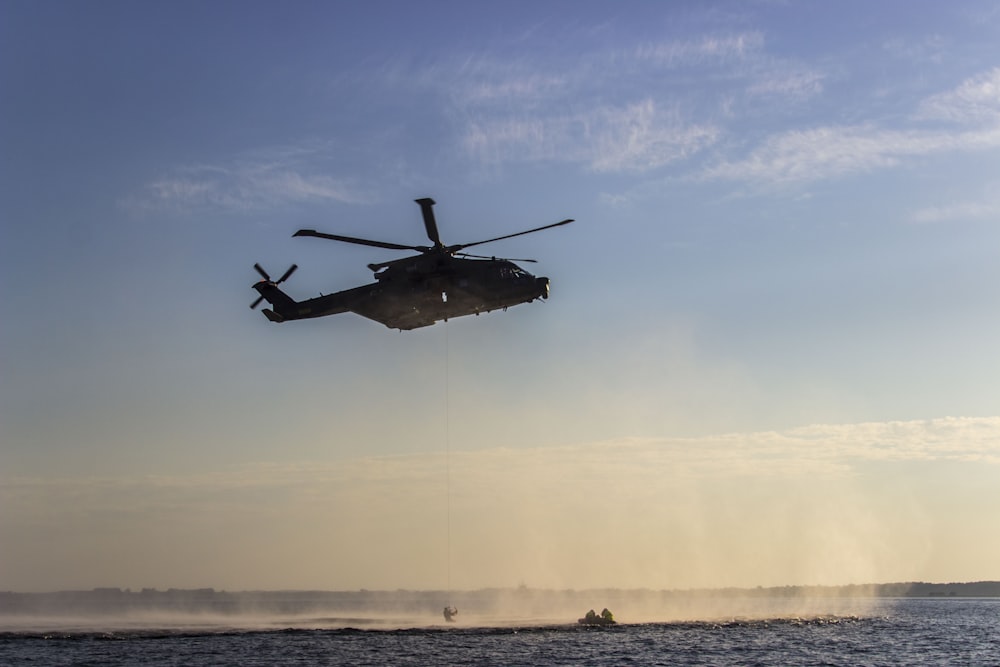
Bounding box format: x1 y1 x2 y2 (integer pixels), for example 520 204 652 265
1 597 997 666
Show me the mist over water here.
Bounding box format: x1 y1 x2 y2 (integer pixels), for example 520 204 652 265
4 599 998 667
0 587 901 634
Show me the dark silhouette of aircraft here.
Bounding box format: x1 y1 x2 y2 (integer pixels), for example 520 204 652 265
251 198 572 330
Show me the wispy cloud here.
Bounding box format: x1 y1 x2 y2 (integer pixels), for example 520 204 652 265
124 38 1000 203
459 72 569 105
702 124 918 184
702 121 1000 185
450 44 999 187
126 29 835 197
632 33 765 67
123 145 372 215
590 101 720 172
438 31 818 174
918 67 1000 124
463 100 719 172
6 417 998 508
704 68 1000 186
909 197 1000 223
745 66 825 100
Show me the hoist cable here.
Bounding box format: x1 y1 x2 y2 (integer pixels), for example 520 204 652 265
444 319 452 602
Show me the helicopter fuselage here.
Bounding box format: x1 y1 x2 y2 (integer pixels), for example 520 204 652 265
254 255 550 330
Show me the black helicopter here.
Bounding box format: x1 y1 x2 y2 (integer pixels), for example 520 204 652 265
251 198 573 330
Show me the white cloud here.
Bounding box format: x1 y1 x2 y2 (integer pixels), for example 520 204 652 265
746 67 825 100
918 67 1000 124
124 49 1000 200
702 122 1000 185
462 99 719 173
696 67 1000 186
633 33 765 67
459 73 568 105
773 416 1000 463
590 101 720 172
7 416 999 520
702 124 901 183
246 170 366 204
909 197 1000 223
432 30 831 174
123 146 371 214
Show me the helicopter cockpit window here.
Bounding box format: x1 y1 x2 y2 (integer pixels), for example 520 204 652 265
497 265 528 279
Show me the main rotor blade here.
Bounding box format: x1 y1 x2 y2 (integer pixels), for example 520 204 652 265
253 263 271 281
449 219 574 252
293 229 428 252
414 198 441 247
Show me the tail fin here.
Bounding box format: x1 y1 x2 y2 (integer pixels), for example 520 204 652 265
262 308 286 323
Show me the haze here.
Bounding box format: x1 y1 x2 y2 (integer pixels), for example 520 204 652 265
2 1 999 594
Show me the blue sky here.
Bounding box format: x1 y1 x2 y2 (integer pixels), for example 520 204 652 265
2 1 999 593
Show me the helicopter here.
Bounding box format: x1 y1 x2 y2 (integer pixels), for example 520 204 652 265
250 198 573 330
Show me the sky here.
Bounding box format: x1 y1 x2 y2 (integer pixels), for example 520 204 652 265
2 0 1000 594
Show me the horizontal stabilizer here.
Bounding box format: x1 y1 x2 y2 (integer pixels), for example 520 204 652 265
262 309 286 323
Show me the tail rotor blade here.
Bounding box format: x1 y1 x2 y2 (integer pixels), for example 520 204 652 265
252 263 295 310
276 264 298 284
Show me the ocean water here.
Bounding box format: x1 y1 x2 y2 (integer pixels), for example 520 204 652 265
1 598 997 666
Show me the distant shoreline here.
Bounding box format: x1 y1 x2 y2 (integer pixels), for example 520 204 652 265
2 581 998 618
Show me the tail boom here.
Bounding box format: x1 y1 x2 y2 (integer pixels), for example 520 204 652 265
253 282 365 322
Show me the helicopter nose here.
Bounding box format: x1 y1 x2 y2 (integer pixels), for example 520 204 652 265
537 276 550 299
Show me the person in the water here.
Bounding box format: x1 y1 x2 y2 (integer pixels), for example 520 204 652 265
443 606 458 622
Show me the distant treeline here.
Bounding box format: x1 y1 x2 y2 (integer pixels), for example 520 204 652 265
1 582 998 616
